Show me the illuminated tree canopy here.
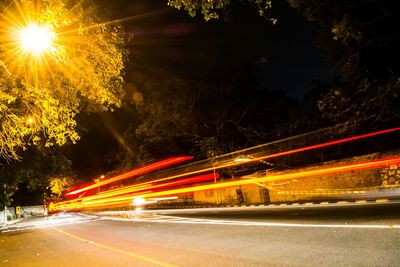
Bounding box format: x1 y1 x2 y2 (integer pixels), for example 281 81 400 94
49 176 74 200
168 0 276 23
0 0 126 160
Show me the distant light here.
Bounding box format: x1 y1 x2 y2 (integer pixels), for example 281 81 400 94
234 157 252 163
18 23 55 55
26 116 34 125
132 197 146 206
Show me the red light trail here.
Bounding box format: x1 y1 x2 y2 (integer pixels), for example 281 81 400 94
50 127 400 212
107 127 400 187
50 155 400 212
66 156 193 196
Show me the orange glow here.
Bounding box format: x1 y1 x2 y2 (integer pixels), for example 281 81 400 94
66 156 193 195
65 173 218 205
114 127 400 187
51 155 400 212
50 173 217 211
124 155 400 200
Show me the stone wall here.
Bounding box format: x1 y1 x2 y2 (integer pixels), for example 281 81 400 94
192 152 398 204
193 183 268 205
267 152 396 202
267 168 381 202
380 164 400 186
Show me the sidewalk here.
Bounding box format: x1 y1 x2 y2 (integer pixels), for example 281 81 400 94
1 218 27 229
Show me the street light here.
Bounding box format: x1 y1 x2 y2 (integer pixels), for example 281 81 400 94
18 23 55 55
26 116 34 125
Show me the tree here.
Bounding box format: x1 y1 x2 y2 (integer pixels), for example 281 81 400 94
167 0 400 131
288 0 400 129
0 0 126 160
49 176 74 201
114 63 299 170
168 0 276 23
0 147 72 206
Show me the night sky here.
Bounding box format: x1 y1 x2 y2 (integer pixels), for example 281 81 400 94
67 0 335 178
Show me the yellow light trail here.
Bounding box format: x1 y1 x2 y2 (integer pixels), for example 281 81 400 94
100 127 400 190
65 173 216 206
67 156 193 195
51 155 400 212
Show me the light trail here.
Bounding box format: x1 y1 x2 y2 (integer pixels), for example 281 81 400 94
108 127 400 188
66 173 218 205
52 127 400 212
51 155 400 212
127 155 400 200
66 156 193 195
51 173 218 211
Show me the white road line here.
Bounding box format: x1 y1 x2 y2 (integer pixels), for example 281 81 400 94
1 218 101 233
103 215 400 229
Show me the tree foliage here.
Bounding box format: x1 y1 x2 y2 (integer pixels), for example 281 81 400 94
167 0 400 130
115 66 299 170
49 176 74 200
0 0 126 160
0 147 72 206
168 0 276 23
288 0 400 129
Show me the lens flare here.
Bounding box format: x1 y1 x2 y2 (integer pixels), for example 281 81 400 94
18 23 55 55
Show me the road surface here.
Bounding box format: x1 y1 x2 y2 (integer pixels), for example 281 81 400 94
1 204 400 266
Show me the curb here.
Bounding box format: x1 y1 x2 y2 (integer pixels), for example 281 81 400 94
147 198 395 210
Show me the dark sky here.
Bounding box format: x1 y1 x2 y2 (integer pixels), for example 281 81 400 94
98 0 334 98
67 0 335 178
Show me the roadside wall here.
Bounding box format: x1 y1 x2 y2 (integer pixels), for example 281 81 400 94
193 183 268 205
20 205 47 217
268 152 399 202
381 164 400 186
0 207 16 220
0 205 46 221
192 152 399 204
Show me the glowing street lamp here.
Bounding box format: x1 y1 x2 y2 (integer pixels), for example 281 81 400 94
18 23 55 55
26 116 35 125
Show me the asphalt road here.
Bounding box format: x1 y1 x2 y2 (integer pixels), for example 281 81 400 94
1 205 400 266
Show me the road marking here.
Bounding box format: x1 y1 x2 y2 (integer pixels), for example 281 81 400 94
1 218 101 233
54 227 177 267
103 215 400 229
